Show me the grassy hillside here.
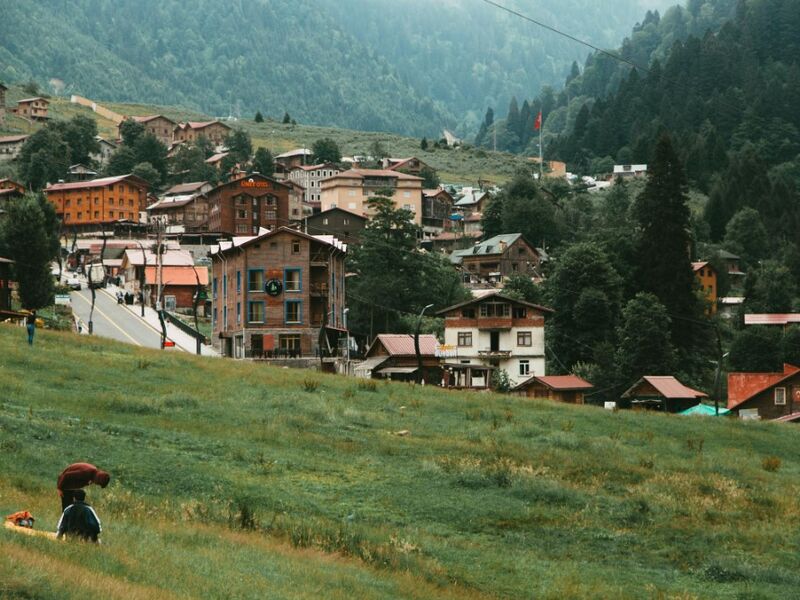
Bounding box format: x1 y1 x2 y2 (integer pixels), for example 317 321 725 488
2 325 800 599
0 86 531 186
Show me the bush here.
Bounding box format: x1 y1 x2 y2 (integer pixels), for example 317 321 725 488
762 456 781 472
302 378 319 393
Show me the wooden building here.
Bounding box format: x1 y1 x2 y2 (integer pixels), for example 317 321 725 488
512 375 594 404
450 233 542 287
0 179 26 209
120 115 176 145
382 157 430 177
727 364 800 420
173 121 231 145
422 188 454 238
303 207 367 245
354 334 440 383
210 227 347 359
205 174 291 235
147 181 212 232
275 148 312 169
620 376 707 413
13 97 49 121
45 174 150 229
0 135 29 162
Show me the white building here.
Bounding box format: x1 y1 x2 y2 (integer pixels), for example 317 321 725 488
437 292 552 388
288 163 340 206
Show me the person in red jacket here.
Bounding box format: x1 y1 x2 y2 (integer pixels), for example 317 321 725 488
57 463 111 511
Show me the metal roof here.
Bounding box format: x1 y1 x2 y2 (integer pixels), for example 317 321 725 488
744 314 800 326
369 334 439 357
622 376 707 399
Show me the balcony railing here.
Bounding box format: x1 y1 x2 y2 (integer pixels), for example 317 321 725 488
309 282 329 296
478 349 512 358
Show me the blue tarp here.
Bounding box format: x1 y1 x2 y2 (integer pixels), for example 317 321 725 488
680 403 730 416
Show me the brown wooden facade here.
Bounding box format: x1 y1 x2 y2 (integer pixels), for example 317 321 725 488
120 115 177 145
728 364 800 420
206 174 291 235
211 227 347 359
45 175 150 228
303 208 367 245
173 121 231 145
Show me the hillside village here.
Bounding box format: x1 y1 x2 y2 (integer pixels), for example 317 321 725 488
1 83 796 424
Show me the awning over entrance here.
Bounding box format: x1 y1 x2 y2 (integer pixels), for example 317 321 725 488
376 366 418 375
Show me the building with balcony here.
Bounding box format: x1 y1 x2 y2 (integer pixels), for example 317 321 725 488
13 97 49 121
0 135 29 162
450 233 543 287
319 169 423 226
119 115 177 145
437 292 553 388
288 163 340 211
205 173 291 235
173 121 231 145
147 181 213 233
421 188 454 238
210 227 347 360
303 207 367 245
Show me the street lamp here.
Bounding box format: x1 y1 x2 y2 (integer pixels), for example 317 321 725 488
415 303 434 384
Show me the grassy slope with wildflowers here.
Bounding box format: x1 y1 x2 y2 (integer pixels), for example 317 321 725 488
1 324 800 599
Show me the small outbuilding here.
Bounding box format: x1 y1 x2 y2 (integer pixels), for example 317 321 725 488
620 376 707 413
511 375 594 404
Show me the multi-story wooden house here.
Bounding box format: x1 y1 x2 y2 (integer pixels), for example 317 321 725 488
422 188 454 238
303 207 367 245
437 292 553 388
210 227 347 359
0 135 29 162
275 148 312 169
173 121 231 146
0 179 25 208
13 97 49 121
728 364 800 420
205 173 291 235
92 136 118 165
119 115 176 145
381 156 430 177
45 174 150 229
320 168 423 226
147 181 212 232
692 261 717 315
450 234 542 287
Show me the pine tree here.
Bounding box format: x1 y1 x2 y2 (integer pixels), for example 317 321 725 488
633 133 699 348
254 111 264 123
282 112 291 124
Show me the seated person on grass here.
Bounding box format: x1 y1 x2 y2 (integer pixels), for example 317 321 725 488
56 489 102 543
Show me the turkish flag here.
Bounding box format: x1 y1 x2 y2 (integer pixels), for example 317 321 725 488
534 111 542 130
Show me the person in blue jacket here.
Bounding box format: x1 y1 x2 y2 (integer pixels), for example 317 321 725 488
56 489 102 543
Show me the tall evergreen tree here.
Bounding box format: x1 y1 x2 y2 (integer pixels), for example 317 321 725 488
632 133 699 348
252 147 275 177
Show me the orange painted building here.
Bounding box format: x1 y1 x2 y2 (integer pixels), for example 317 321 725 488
692 261 717 315
45 174 150 227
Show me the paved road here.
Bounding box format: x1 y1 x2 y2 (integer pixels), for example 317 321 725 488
70 287 164 349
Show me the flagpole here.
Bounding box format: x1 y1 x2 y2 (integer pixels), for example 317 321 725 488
539 113 543 181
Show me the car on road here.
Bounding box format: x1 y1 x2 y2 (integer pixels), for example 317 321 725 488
66 277 82 290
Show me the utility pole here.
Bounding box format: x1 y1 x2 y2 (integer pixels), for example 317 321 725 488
415 304 434 384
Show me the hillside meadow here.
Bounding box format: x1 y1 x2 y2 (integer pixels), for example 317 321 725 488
1 324 800 599
0 85 532 186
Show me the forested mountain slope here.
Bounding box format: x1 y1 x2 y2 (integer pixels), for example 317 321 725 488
1 0 675 136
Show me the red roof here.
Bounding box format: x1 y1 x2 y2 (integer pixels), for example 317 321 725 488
744 314 800 326
0 135 29 143
330 169 422 181
623 376 707 399
774 412 800 422
534 375 594 391
144 266 209 286
692 261 709 272
45 174 149 192
727 364 800 410
372 334 438 356
130 115 175 125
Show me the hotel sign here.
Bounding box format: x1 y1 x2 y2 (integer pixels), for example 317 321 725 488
241 178 269 189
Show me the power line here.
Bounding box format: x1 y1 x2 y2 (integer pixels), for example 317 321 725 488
478 0 650 74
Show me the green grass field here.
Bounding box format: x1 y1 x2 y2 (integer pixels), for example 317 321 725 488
2 325 800 599
1 85 531 186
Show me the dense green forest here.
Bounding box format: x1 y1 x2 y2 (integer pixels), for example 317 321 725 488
0 0 675 137
476 0 739 153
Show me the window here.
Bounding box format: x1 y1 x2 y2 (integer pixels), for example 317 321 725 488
519 360 530 376
248 301 265 323
212 278 218 299
65 199 71 207
517 331 532 346
279 334 301 351
462 308 476 318
403 191 411 198
513 306 527 319
284 268 301 292
343 218 349 225
348 190 356 197
94 211 99 218
109 211 114 217
237 210 247 219
248 269 264 291
348 202 356 209
223 274 227 297
323 218 329 225
457 332 472 347
480 302 510 317
775 387 786 405
285 300 302 324
236 302 241 323
236 271 241 293
235 224 249 233
223 305 227 324
292 240 301 254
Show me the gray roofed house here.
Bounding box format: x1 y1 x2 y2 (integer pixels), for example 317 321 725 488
449 233 542 287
